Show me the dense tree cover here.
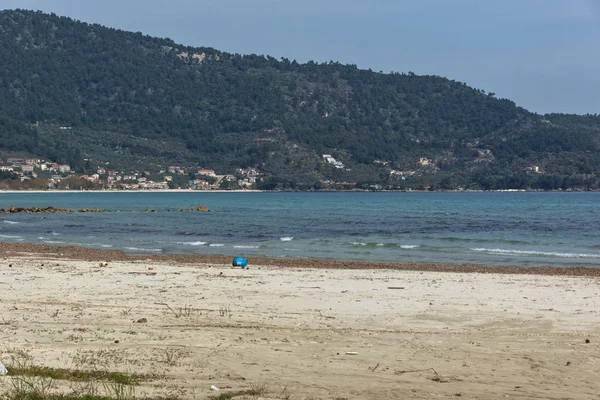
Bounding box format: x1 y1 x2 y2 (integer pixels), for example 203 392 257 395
1 9 600 190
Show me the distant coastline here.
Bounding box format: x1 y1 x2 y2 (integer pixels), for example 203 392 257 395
0 189 265 194
0 188 596 194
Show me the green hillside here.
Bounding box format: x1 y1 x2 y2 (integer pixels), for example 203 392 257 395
1 9 600 190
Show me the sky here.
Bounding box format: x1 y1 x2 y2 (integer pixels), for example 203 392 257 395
2 0 600 115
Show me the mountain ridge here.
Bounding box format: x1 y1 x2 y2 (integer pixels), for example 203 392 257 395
1 9 600 190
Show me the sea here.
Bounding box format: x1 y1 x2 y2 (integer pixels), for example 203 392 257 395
0 191 599 268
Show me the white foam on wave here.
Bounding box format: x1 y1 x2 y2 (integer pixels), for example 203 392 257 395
3 220 19 225
350 241 367 246
280 237 294 242
126 247 161 252
376 243 384 247
100 244 113 248
177 241 207 246
0 234 22 239
209 243 225 247
234 245 260 249
51 232 61 236
470 248 600 259
43 240 64 244
400 244 420 249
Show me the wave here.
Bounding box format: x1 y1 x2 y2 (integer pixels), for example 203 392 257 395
0 234 22 238
177 241 207 246
43 240 65 244
348 242 420 249
100 244 113 248
470 248 600 259
425 236 529 245
125 247 162 252
209 243 225 247
234 245 260 249
280 237 294 242
177 231 213 236
3 220 19 225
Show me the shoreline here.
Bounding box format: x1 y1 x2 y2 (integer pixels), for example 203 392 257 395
2 241 600 277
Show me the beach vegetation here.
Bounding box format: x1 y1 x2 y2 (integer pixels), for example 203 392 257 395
162 348 187 368
2 375 142 400
6 364 147 386
0 356 166 400
247 382 268 397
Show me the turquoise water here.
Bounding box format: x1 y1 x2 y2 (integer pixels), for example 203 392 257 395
0 192 599 268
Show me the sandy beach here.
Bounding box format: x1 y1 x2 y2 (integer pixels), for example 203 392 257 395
0 243 599 399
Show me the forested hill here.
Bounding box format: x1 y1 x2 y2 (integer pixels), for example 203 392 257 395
1 9 600 190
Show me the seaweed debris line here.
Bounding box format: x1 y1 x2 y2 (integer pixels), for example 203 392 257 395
0 206 210 213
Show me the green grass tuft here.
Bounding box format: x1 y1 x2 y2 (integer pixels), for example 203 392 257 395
7 365 146 385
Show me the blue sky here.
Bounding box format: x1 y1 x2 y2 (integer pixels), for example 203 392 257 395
2 0 600 114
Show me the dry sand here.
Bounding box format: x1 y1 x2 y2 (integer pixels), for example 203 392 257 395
0 247 599 399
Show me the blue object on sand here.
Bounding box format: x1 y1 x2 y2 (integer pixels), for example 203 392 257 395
232 257 248 268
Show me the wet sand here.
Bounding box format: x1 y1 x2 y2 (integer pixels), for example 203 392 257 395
0 242 599 399
2 242 600 277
